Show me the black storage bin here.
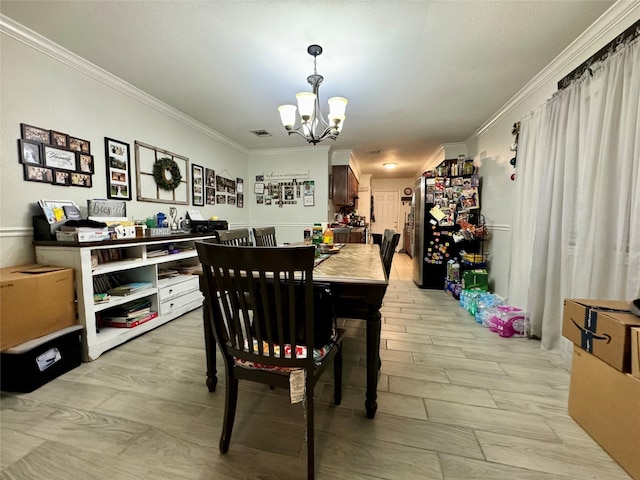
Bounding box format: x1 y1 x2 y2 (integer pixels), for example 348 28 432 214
1 325 83 393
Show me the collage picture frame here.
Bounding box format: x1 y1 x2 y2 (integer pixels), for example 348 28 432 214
104 137 132 200
192 163 204 206
18 123 95 188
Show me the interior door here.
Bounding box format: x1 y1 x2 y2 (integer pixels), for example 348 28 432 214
372 190 399 238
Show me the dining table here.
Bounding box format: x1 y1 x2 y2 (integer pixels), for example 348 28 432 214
199 243 389 419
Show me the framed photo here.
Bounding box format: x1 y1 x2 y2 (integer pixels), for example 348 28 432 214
236 178 244 194
21 123 50 143
237 193 244 208
43 145 77 171
70 172 92 188
104 137 132 200
205 168 216 187
53 169 71 186
254 182 264 194
50 131 69 148
18 139 43 165
69 137 91 153
303 195 315 207
192 163 204 206
206 186 215 205
79 153 94 173
24 164 53 183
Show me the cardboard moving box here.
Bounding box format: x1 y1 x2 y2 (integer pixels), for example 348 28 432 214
562 298 640 372
569 346 640 480
0 264 76 351
632 327 640 380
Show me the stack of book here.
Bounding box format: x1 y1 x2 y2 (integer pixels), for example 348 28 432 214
106 282 153 296
99 299 157 328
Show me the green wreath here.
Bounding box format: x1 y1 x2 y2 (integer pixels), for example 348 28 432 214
153 157 182 191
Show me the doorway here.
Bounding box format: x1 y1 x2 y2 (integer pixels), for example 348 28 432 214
372 190 399 237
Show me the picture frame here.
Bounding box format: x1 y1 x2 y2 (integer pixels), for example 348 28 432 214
43 145 78 171
50 130 69 148
105 137 132 200
79 153 94 173
205 168 216 187
21 123 50 143
69 137 91 153
18 139 43 165
206 186 215 205
24 164 53 183
191 163 204 206
70 172 92 188
254 182 264 194
53 169 71 186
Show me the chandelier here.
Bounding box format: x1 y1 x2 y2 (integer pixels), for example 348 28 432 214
278 45 348 145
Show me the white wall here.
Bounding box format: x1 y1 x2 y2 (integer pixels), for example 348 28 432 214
464 2 639 298
0 20 337 266
248 147 332 244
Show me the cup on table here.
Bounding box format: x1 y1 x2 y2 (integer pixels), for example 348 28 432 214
319 243 330 253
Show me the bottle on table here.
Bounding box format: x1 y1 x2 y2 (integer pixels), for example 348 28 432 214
322 226 334 245
312 223 323 245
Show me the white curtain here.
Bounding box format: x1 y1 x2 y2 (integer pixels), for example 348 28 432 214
509 37 640 353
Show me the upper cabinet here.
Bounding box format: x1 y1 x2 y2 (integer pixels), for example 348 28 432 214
332 165 359 206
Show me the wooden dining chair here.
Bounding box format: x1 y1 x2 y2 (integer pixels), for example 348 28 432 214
252 226 277 246
331 227 351 244
195 243 344 480
382 233 401 279
216 228 252 246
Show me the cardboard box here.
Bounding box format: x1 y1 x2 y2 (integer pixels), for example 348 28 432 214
1 325 83 392
562 299 640 372
569 346 640 480
632 327 640 380
0 264 76 351
462 269 488 291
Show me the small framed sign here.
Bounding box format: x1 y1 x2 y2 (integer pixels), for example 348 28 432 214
43 145 77 171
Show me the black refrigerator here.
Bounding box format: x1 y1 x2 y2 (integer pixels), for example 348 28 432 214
412 173 481 289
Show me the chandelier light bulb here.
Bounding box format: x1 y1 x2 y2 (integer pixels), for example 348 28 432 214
328 97 348 118
296 92 316 122
278 104 297 129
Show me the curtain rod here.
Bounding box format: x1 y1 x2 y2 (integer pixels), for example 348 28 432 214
558 18 640 90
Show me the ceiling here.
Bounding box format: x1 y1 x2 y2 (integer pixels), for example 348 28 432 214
1 1 614 178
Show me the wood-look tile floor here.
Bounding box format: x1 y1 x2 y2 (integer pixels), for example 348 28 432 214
0 253 631 479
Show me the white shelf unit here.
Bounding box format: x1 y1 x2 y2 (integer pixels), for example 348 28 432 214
35 234 216 361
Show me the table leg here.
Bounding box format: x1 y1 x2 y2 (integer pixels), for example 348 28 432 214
365 308 382 418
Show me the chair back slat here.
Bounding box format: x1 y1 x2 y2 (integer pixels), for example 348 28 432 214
382 232 401 278
217 228 252 246
196 243 316 368
253 226 277 246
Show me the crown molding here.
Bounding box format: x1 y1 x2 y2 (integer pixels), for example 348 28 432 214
466 1 639 142
0 15 247 155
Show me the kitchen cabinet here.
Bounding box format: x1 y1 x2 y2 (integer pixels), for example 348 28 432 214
332 165 359 206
